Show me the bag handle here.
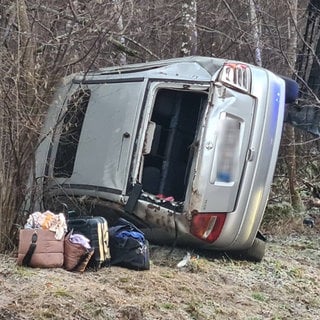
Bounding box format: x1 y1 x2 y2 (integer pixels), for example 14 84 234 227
22 232 38 267
70 249 93 272
62 202 81 220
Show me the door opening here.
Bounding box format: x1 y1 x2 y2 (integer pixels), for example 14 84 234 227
142 89 207 201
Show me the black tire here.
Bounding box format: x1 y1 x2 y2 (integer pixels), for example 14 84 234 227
230 237 266 262
280 76 299 104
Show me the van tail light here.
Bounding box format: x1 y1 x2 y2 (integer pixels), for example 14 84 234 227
190 213 226 243
218 62 251 93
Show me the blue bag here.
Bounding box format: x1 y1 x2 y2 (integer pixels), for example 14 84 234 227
109 218 150 270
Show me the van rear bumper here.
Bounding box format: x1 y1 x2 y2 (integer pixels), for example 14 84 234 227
132 198 258 251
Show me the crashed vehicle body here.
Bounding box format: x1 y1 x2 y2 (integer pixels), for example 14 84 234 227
34 56 298 261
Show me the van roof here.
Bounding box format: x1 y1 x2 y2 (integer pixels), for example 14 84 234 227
96 56 226 75
74 56 228 82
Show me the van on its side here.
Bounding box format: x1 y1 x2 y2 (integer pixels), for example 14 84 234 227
33 56 298 261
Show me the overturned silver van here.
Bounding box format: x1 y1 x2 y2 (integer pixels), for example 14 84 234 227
33 56 298 261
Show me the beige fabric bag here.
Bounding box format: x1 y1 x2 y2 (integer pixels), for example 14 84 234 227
17 229 64 268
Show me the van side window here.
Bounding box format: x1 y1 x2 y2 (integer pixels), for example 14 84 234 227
53 88 91 178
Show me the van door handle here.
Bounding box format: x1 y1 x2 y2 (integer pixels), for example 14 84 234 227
123 132 130 138
247 148 255 161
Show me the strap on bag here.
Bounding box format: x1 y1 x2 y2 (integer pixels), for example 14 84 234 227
22 232 38 267
70 250 92 272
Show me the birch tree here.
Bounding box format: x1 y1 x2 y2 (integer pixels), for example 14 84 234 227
249 0 262 66
112 0 128 65
181 0 198 56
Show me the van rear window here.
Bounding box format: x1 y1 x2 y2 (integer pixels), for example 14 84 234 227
53 88 90 178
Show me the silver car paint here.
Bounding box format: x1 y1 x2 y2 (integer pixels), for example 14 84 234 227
34 56 285 251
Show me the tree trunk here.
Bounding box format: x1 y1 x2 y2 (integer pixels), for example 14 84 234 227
113 0 127 65
249 0 262 66
283 0 304 211
181 0 198 56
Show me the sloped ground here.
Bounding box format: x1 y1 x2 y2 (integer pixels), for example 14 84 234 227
0 226 319 320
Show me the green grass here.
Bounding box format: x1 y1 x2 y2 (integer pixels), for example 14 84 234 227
251 292 267 302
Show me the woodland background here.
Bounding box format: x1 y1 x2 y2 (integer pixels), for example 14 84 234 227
1 0 320 252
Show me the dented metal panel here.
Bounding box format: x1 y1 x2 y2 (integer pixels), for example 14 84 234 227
189 86 255 213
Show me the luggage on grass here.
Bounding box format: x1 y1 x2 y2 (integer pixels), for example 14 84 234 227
67 216 110 269
64 231 94 272
109 218 150 270
17 229 64 268
17 211 67 268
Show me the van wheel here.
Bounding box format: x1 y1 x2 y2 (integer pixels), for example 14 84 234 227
280 76 299 104
230 237 266 262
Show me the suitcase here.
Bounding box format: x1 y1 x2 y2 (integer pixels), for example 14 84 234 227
17 229 64 268
67 216 110 269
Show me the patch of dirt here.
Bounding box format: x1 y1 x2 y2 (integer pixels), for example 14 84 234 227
0 228 319 320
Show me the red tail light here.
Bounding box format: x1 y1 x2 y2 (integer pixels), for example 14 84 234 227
190 213 226 243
